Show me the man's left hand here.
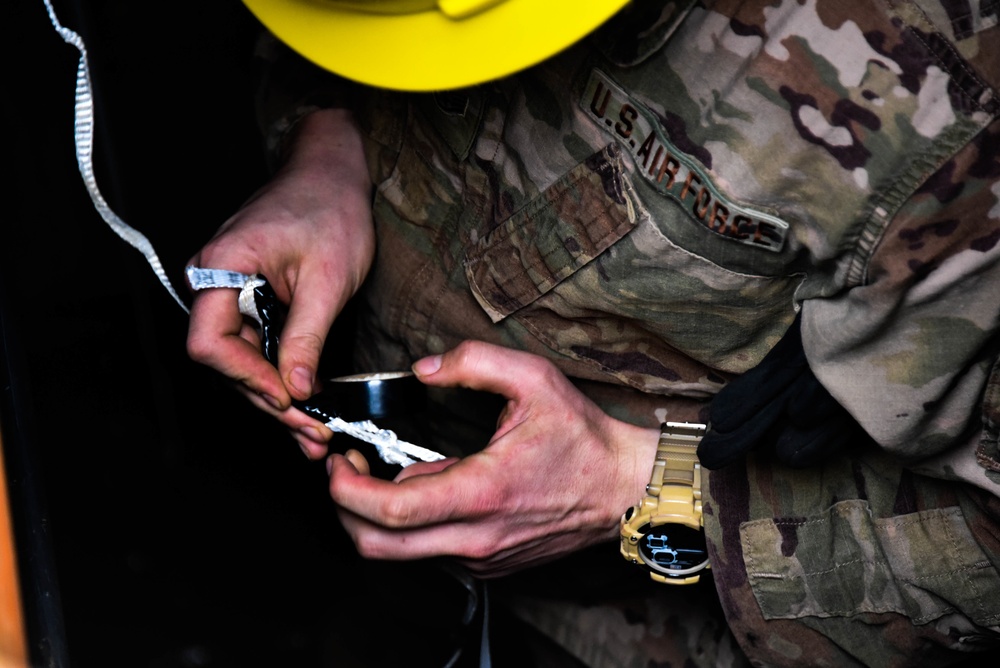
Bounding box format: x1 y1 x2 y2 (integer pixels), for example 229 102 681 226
326 340 659 578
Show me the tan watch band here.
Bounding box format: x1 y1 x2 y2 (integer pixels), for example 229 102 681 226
648 421 703 501
620 422 709 584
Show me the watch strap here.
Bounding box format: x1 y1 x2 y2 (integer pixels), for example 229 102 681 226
648 422 703 498
621 422 709 584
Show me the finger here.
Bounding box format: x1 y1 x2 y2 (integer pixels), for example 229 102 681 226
457 535 559 578
295 435 329 460
292 432 329 460
784 372 845 425
187 288 290 406
335 505 504 563
392 457 460 483
708 316 806 431
327 453 489 529
335 503 571 573
237 385 334 457
344 448 370 476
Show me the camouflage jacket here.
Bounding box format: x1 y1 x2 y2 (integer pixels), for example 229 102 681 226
256 0 1000 664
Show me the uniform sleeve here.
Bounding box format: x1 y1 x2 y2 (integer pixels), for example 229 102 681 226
803 115 1000 484
709 126 1000 656
251 31 365 170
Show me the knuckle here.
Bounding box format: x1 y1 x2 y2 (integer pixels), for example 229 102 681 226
352 534 383 560
284 330 326 358
451 340 481 365
185 331 215 364
378 495 414 528
528 351 556 375
542 366 564 390
529 356 563 389
462 538 497 561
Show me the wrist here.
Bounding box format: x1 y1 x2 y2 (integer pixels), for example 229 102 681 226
281 108 372 193
611 423 662 528
629 424 663 500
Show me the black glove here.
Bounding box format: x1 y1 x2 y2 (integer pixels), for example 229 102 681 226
697 314 866 470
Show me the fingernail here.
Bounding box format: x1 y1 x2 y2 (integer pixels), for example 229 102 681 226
262 394 283 410
325 457 333 475
290 366 314 396
412 354 443 377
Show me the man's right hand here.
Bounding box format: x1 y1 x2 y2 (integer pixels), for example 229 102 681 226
186 108 375 458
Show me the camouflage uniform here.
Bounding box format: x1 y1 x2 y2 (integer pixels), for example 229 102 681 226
256 0 1000 664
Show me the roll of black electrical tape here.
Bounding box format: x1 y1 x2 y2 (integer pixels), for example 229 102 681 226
249 277 425 423
295 371 426 423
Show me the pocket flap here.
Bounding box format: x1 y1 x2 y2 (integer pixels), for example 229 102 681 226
742 501 1000 627
464 144 640 323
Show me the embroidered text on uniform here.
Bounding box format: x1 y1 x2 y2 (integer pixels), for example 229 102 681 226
582 69 789 252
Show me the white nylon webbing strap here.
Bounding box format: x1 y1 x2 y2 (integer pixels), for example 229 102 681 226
44 0 189 314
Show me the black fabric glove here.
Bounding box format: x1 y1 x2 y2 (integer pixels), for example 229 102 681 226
697 314 866 470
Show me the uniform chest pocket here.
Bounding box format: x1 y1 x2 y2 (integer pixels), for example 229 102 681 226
464 144 639 322
464 143 804 395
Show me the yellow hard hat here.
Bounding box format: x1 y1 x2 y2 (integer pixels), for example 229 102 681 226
242 0 631 91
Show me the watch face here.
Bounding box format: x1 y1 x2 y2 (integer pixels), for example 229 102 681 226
638 525 709 578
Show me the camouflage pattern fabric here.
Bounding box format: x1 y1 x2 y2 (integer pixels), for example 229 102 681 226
503 587 749 668
253 0 1000 664
707 448 1000 666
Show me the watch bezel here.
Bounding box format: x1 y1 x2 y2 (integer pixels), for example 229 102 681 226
635 522 710 579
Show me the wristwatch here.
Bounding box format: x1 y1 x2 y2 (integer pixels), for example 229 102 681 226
620 422 709 584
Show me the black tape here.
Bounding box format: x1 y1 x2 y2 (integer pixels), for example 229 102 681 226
250 276 425 423
296 372 426 423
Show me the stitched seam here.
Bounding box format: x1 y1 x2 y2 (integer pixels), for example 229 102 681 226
943 508 989 620
873 508 955 530
749 558 994 582
897 560 995 583
905 30 990 115
932 0 999 34
746 557 957 622
896 0 997 114
748 508 1000 624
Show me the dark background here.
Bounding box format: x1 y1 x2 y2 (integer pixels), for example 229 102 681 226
3 3 634 666
2 1 477 666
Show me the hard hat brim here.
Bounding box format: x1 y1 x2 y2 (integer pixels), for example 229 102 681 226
242 0 631 91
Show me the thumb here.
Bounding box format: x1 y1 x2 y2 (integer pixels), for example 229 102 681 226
411 340 557 401
277 282 340 400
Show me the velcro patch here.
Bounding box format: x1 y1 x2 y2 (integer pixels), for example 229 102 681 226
581 69 789 253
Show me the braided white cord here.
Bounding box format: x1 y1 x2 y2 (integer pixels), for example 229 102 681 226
325 418 446 467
